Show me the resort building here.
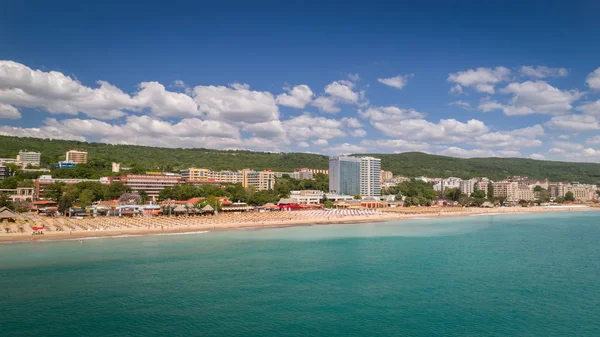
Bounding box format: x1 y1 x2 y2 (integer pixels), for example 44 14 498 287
0 158 18 166
289 190 324 204
568 184 597 202
0 187 36 201
17 151 41 167
65 149 88 164
242 169 275 191
35 175 110 198
459 178 478 196
492 181 519 200
516 184 535 201
295 168 328 175
360 157 381 196
0 166 8 180
548 182 568 198
329 156 361 196
291 170 314 180
380 170 393 184
179 168 275 191
109 174 182 201
112 162 121 173
433 177 462 192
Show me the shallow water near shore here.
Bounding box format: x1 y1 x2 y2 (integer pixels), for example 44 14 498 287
1 211 600 336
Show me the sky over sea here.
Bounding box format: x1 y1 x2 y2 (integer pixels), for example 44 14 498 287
1 0 600 161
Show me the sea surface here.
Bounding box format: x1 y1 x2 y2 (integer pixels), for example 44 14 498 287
1 211 600 336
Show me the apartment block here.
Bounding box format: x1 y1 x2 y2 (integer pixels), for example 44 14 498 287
360 157 381 196
65 149 88 164
17 151 41 166
0 166 8 180
329 156 361 196
492 181 519 200
109 174 181 201
35 175 109 198
295 168 329 175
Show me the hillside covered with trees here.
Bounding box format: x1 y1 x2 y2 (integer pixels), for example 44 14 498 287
2 136 600 183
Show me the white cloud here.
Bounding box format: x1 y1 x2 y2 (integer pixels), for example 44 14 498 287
328 142 368 154
377 74 412 89
193 83 279 123
312 139 329 147
0 60 202 120
500 81 583 115
360 139 430 153
275 84 314 109
324 80 359 103
520 66 568 78
358 106 425 122
133 81 199 118
347 73 360 81
475 125 544 149
311 96 340 113
529 153 546 160
448 100 472 110
586 67 600 90
448 66 510 94
439 146 520 158
349 129 367 137
282 113 346 141
551 141 584 151
371 118 489 143
586 136 600 145
577 100 600 115
341 117 362 128
558 134 570 140
545 114 600 131
478 99 505 112
297 141 310 148
449 84 464 95
0 124 86 141
241 120 286 139
0 104 21 119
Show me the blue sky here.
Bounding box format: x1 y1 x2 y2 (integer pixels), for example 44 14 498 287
1 0 600 161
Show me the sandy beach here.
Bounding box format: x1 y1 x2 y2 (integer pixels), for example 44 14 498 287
1 206 597 243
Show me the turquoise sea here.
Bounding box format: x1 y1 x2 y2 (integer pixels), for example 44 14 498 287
2 211 600 336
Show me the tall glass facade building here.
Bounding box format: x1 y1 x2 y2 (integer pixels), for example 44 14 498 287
329 156 361 196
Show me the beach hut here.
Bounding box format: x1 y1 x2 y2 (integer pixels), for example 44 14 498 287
173 205 188 215
201 204 214 215
0 207 17 222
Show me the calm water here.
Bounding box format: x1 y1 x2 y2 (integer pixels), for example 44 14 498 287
1 211 600 336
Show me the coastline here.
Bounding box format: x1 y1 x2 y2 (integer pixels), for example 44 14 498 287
1 206 597 244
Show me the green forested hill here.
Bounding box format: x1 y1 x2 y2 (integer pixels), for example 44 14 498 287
1 136 599 183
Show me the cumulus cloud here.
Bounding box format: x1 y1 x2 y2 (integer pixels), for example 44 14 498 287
282 113 346 141
312 139 329 147
275 84 314 109
349 129 367 137
312 80 366 113
448 66 510 94
341 117 363 129
520 66 568 78
193 83 279 123
377 74 412 89
347 73 360 81
439 146 520 158
371 118 489 142
0 60 203 120
358 106 425 122
475 125 544 149
586 136 600 145
311 96 340 113
477 99 505 112
577 100 600 115
0 103 21 119
586 67 600 90
360 139 430 153
133 81 199 118
499 81 583 115
545 114 600 131
242 120 286 139
448 100 472 110
328 142 368 154
529 153 545 160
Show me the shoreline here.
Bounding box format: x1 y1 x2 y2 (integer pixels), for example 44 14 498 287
1 206 598 244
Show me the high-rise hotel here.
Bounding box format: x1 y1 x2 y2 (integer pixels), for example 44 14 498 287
329 156 381 196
